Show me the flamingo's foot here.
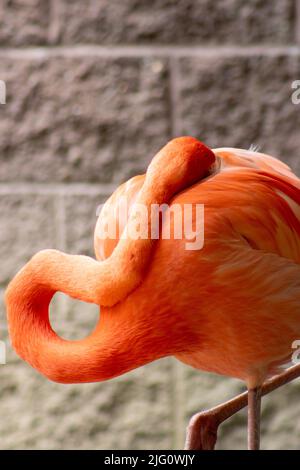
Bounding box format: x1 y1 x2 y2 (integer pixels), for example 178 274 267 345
185 411 220 450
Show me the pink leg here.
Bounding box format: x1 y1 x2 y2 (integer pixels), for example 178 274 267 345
247 387 261 450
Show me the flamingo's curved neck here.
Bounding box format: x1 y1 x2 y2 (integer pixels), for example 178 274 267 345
6 137 214 383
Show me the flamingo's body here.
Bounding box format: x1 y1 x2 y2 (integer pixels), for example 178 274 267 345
97 144 300 389
5 137 300 449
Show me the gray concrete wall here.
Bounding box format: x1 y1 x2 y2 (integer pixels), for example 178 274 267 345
0 0 300 449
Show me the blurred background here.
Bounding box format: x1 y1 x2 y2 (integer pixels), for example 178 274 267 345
0 0 300 450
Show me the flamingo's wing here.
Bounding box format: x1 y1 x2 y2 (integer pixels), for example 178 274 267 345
211 237 300 384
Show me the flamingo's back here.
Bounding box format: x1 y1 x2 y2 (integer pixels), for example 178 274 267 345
95 147 300 265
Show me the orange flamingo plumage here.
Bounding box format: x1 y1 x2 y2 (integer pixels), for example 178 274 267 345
5 137 300 450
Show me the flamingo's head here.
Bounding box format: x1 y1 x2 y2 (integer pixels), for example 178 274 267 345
94 136 216 260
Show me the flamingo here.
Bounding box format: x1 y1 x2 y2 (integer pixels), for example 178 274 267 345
5 136 300 450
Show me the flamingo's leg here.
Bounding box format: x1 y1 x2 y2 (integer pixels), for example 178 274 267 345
247 387 262 450
185 363 300 450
